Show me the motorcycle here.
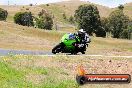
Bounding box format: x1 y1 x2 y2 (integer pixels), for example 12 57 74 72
52 33 89 54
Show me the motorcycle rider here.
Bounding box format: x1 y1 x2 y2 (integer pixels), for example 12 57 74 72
74 29 91 54
77 29 90 43
52 29 90 54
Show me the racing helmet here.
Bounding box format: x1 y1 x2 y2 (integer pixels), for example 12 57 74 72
78 29 86 33
78 29 86 38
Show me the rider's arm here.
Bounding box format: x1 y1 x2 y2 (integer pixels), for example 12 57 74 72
85 33 91 43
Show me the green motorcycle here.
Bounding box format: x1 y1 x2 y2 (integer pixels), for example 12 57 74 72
52 33 89 54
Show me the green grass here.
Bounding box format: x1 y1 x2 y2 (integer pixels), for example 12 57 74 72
0 55 79 88
1 55 132 88
7 15 14 22
0 61 33 88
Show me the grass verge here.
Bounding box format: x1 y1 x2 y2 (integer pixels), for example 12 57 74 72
0 55 132 88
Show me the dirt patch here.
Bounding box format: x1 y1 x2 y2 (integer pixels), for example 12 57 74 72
26 73 46 84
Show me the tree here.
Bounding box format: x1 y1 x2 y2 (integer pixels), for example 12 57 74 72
120 29 129 39
74 4 103 36
108 9 130 38
0 8 8 21
38 9 47 17
62 13 67 20
35 10 53 30
69 15 75 24
14 12 34 26
101 17 110 32
95 27 106 37
120 21 132 39
29 3 33 6
46 4 49 6
118 4 124 10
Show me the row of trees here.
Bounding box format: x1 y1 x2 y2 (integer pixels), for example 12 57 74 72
74 4 131 39
1 5 131 39
14 9 53 30
0 7 53 30
14 10 75 30
102 8 131 39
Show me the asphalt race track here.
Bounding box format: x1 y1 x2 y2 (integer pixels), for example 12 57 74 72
0 48 132 58
0 48 52 56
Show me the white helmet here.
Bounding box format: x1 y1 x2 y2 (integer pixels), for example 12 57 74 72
78 29 86 34
78 29 85 33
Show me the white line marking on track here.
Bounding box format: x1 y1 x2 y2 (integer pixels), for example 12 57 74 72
34 55 132 58
0 55 132 58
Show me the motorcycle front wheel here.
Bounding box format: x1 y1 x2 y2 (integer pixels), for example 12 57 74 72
52 43 63 54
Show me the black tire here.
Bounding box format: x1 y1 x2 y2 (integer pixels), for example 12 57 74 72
81 51 85 54
71 50 78 55
76 75 86 85
81 45 86 54
71 52 77 55
52 43 62 54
